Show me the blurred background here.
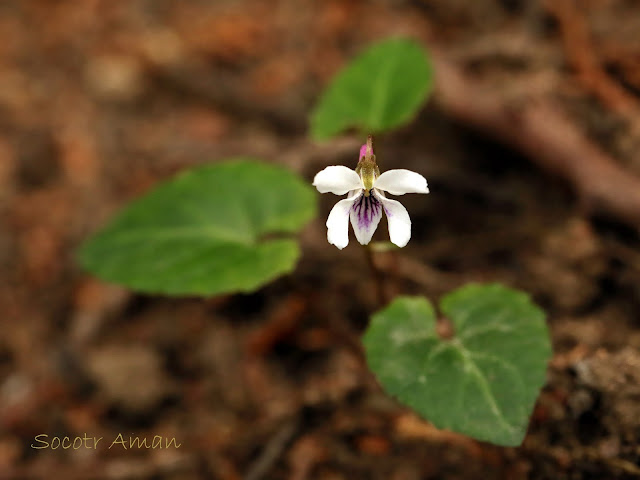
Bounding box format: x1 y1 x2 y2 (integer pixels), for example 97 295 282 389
3 0 640 478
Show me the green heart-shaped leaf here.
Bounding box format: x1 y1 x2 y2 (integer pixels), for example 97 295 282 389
78 160 316 296
310 38 433 140
363 284 551 446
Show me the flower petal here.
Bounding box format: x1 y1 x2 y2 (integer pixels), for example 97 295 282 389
379 196 411 247
313 166 363 195
326 195 360 249
374 169 429 195
350 193 383 245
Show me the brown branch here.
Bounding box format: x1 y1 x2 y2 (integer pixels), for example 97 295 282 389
543 0 640 118
244 417 300 480
431 53 640 229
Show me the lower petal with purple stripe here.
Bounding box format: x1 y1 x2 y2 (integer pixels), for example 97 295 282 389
349 193 383 245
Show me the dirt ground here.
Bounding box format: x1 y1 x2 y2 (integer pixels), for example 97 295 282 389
3 0 640 479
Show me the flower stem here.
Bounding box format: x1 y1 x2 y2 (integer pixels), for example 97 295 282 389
363 244 387 307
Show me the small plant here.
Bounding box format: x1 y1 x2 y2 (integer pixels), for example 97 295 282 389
80 37 551 447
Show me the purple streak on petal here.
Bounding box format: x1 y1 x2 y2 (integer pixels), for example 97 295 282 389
352 194 381 229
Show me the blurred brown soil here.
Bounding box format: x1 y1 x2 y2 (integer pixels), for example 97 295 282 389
3 0 640 479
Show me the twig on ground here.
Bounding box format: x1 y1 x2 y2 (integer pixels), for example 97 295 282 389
542 0 640 119
431 53 640 230
244 417 300 480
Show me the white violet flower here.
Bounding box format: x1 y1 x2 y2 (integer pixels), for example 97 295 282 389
313 135 429 250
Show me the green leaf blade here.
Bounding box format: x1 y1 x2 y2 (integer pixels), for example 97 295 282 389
310 38 433 140
363 284 551 446
443 284 551 391
79 160 316 296
366 297 439 394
